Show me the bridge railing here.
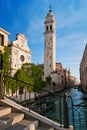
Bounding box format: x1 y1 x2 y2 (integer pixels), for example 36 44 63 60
2 74 36 103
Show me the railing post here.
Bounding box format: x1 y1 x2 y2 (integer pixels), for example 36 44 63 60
63 92 69 128
59 96 62 127
0 73 4 99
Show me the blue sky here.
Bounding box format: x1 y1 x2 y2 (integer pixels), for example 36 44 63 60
0 0 87 81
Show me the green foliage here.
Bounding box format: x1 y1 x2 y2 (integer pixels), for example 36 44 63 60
14 69 29 82
15 63 47 93
33 79 47 93
4 76 17 93
14 69 34 92
0 46 11 92
22 63 43 78
3 46 10 75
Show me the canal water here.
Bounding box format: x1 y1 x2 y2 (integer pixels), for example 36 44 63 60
30 88 87 130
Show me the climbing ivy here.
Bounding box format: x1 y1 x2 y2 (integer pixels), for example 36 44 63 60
3 46 10 75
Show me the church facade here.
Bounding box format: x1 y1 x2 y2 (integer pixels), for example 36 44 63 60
9 34 32 76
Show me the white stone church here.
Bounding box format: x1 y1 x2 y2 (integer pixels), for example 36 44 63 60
9 34 31 76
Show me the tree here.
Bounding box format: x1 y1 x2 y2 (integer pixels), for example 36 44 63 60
33 78 47 93
22 63 43 79
14 69 34 92
14 63 47 93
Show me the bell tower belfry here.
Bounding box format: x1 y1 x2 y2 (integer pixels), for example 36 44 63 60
44 8 56 80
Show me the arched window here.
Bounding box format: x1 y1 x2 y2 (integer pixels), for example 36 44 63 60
46 26 48 31
50 64 51 67
20 55 25 62
50 25 52 31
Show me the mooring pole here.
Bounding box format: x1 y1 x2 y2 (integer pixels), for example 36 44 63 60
63 92 69 128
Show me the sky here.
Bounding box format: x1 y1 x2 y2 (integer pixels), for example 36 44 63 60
0 0 87 82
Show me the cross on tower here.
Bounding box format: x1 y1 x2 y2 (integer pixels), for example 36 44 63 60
49 4 52 12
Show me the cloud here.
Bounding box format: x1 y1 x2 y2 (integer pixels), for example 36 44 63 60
56 1 87 30
57 31 87 52
27 18 44 44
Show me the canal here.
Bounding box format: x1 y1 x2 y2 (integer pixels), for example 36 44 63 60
29 88 87 130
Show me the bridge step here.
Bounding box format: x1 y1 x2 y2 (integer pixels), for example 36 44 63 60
0 113 24 130
0 103 55 130
6 124 29 130
36 127 54 130
0 107 11 117
6 119 39 130
17 119 39 130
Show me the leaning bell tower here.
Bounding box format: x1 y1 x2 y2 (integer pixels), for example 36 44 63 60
44 8 56 80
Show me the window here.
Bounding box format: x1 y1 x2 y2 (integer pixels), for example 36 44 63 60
20 55 25 62
50 25 52 31
46 26 48 31
50 38 52 41
0 34 4 46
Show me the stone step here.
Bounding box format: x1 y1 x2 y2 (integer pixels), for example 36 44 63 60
0 107 11 117
36 126 54 130
19 119 39 130
0 113 24 130
6 119 39 130
6 124 29 130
